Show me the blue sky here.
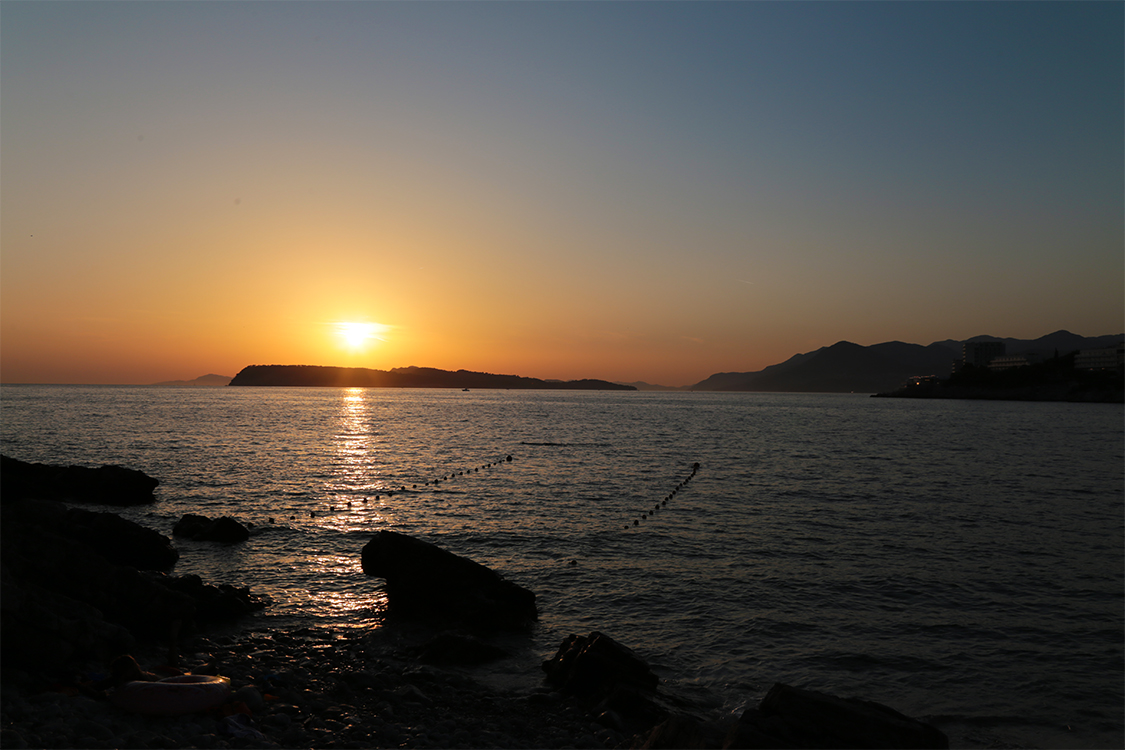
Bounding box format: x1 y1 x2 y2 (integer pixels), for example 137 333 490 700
2 1 1121 384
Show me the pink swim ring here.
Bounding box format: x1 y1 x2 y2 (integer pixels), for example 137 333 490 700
110 674 231 715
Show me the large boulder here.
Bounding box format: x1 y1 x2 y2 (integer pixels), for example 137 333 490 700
360 530 537 629
1 454 159 506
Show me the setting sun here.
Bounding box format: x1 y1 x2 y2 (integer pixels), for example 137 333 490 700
335 322 388 351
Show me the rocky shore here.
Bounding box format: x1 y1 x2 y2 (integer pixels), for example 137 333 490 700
1 455 949 749
1 626 622 750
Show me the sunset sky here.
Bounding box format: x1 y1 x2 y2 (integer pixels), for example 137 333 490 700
2 1 1121 386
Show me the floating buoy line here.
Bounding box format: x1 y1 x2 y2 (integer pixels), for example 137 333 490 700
371 454 514 501
289 455 516 520
626 461 700 530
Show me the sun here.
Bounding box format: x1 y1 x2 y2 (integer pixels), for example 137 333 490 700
335 321 388 351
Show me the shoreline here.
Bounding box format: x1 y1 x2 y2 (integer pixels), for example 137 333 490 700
1 624 622 750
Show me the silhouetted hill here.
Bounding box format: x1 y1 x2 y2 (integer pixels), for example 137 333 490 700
618 381 688 392
690 331 1123 393
149 374 232 387
229 365 635 390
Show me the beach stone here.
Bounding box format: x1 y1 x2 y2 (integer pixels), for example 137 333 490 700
360 530 537 629
0 729 28 748
232 686 266 714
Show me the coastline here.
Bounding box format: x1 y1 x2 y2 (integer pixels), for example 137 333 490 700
872 382 1124 403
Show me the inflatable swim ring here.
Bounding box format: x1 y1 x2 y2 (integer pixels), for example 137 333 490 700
111 674 231 716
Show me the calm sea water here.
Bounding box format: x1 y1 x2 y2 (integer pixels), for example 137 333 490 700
1 386 1121 748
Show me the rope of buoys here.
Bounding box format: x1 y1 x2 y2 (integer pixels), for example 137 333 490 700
625 462 700 530
369 454 515 502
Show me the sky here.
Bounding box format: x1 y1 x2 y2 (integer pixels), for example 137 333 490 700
2 1 1121 386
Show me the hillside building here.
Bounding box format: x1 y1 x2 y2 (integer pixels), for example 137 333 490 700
955 341 1006 372
1075 343 1125 371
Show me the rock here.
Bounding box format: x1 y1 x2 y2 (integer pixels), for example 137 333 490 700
173 514 250 543
543 632 667 733
151 573 268 621
4 499 178 571
736 682 949 749
1 455 159 506
1 493 262 677
360 530 537 629
543 632 659 699
64 505 179 570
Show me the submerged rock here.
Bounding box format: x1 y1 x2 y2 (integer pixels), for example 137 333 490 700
360 530 537 629
173 513 250 543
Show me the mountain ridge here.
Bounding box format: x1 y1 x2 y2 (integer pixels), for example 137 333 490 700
688 330 1123 393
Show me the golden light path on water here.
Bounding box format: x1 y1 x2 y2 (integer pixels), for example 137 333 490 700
306 388 393 626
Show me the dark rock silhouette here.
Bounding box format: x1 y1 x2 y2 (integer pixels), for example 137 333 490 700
229 364 636 390
360 530 537 629
1 461 266 675
1 454 159 506
543 632 668 733
635 683 949 749
173 513 250 543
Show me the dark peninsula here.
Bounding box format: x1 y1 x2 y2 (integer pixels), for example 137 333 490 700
229 364 635 390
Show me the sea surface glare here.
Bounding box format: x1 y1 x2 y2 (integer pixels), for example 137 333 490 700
1 387 1121 749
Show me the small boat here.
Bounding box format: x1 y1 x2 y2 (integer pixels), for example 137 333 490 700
462 388 470 392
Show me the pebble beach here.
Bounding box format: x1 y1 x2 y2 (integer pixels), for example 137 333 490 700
1 626 624 750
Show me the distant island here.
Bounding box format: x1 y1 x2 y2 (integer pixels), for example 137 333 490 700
228 365 635 390
149 374 232 387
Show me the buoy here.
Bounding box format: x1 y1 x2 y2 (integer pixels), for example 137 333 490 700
110 674 231 716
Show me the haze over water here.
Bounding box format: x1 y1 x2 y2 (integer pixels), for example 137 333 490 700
2 386 1121 749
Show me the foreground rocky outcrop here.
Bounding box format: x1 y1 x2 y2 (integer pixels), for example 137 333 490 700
1 455 160 506
361 530 537 629
1 461 267 677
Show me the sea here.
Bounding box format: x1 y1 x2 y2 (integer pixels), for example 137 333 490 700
1 386 1121 749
